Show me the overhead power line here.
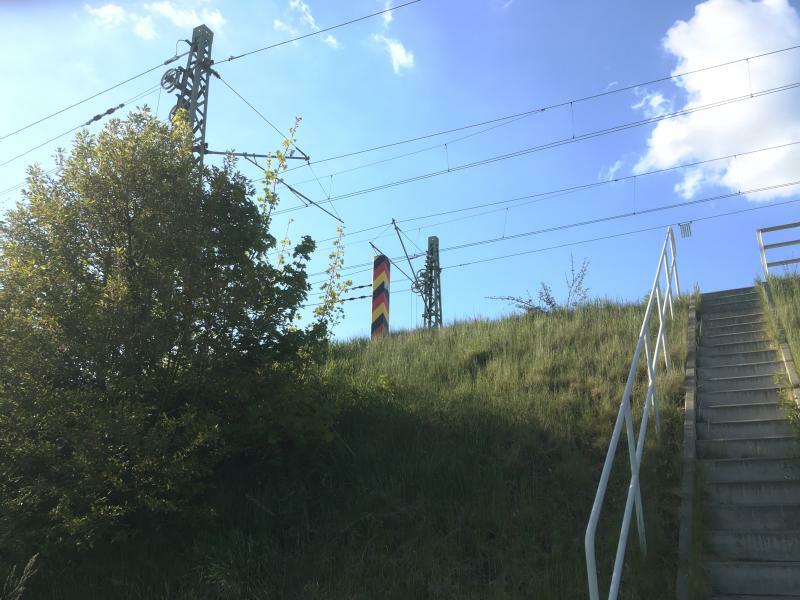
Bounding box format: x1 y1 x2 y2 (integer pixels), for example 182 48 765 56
0 53 187 141
282 42 800 174
308 177 800 282
305 195 800 308
309 193 800 296
305 138 800 249
215 0 422 65
441 195 800 272
0 85 161 170
277 79 800 214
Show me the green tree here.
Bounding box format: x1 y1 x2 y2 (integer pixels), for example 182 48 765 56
0 109 333 550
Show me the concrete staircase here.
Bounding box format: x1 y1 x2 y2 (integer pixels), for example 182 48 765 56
697 286 800 599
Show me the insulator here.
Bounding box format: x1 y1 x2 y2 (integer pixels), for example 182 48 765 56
160 68 182 93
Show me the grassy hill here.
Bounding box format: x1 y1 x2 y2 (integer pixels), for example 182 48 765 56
20 299 690 599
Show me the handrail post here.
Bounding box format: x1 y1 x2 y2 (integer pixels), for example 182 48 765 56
662 252 674 320
757 229 768 277
655 286 670 369
623 389 647 552
644 330 660 437
669 228 680 297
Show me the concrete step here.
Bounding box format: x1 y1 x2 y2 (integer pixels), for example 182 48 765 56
702 312 765 328
698 350 779 368
704 504 800 531
699 457 800 483
702 319 765 335
703 300 762 317
698 340 774 355
702 286 756 299
710 596 800 600
707 561 800 596
699 386 783 407
699 373 782 393
709 530 800 561
702 331 769 347
711 596 800 600
699 401 785 423
706 480 800 505
697 418 795 440
703 291 760 306
697 436 800 459
698 361 784 379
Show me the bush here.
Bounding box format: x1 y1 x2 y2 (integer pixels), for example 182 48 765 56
0 109 333 552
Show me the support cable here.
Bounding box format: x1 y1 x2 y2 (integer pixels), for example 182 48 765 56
0 85 161 169
0 53 187 141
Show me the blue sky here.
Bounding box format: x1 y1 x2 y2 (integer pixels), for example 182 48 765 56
2 0 800 339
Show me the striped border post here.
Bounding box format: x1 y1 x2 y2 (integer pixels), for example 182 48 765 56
371 255 390 337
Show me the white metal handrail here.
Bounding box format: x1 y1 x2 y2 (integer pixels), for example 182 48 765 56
757 221 800 276
585 227 680 600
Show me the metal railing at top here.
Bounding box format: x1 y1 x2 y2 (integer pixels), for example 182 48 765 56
757 221 800 277
585 226 680 600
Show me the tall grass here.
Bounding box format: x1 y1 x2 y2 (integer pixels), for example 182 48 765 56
763 274 800 371
19 299 689 599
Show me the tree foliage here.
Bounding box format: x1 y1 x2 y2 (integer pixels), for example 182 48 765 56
0 109 334 550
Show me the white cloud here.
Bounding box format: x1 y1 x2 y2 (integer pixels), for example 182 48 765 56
634 0 800 201
143 2 225 29
85 1 225 39
273 18 298 35
275 1 342 49
131 14 157 39
289 0 318 29
382 0 394 24
373 34 414 74
599 159 624 182
632 89 673 118
85 3 154 39
85 3 127 28
322 34 340 49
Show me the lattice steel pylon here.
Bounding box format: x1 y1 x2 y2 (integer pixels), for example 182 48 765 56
161 24 214 167
419 236 442 328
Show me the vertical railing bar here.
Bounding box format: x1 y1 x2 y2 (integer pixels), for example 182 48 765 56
585 336 649 600
663 252 674 320
757 229 768 278
669 229 680 297
623 383 647 552
609 397 653 600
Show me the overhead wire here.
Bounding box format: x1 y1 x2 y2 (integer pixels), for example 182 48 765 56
0 85 162 169
0 52 187 141
276 79 800 214
215 0 423 65
308 193 800 297
306 177 800 282
305 138 800 249
281 42 800 173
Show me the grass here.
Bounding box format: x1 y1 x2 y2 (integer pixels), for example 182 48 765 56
761 274 800 372
14 298 690 599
